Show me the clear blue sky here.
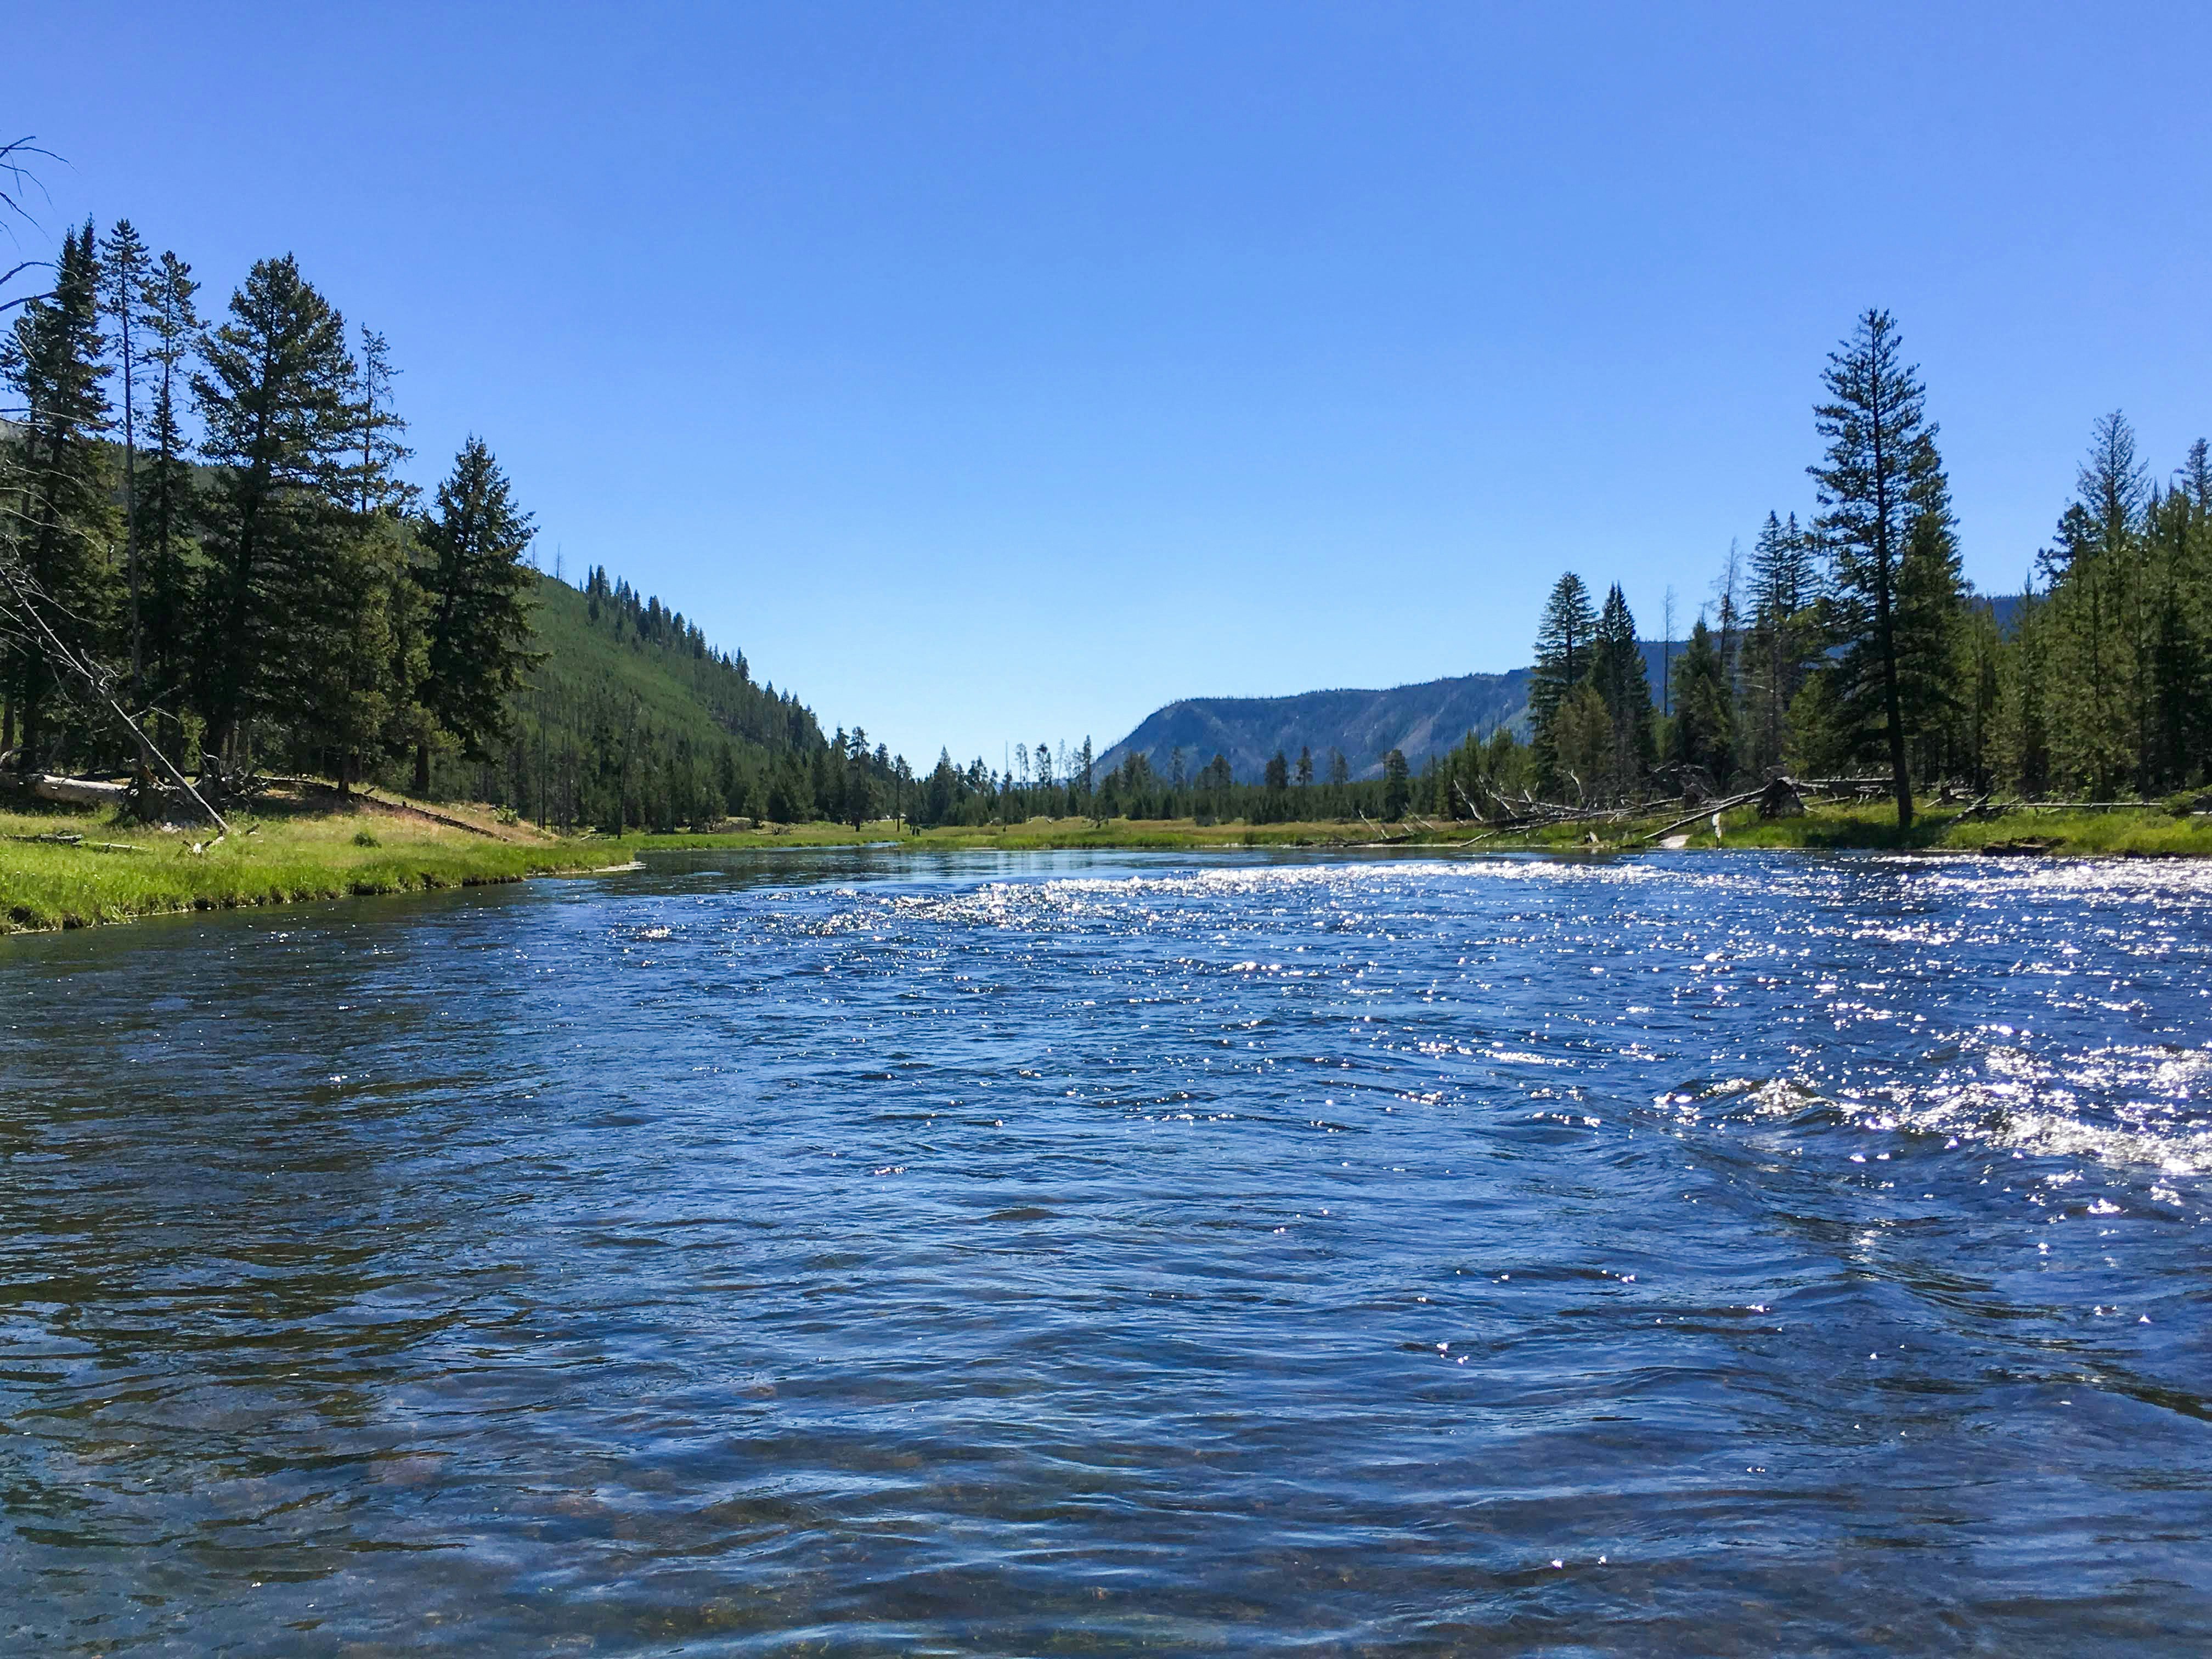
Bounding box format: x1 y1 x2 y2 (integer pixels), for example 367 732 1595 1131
13 3 2211 766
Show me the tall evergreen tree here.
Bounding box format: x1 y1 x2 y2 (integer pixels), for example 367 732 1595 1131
134 250 202 751
1743 511 1824 775
2147 440 2212 783
1891 430 1966 784
1381 747 1411 819
2041 413 2151 794
412 436 542 794
842 726 875 827
1529 571 1598 791
98 220 151 701
349 326 416 516
1668 618 1735 787
1808 308 1947 827
1590 582 1655 797
1530 572 1598 724
1 221 112 768
336 324 428 788
191 254 358 764
1994 589 2052 797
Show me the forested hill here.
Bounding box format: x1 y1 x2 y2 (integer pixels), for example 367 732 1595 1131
435 566 835 828
1099 642 1673 783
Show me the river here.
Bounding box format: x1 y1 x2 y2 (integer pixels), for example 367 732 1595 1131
3 849 2209 1654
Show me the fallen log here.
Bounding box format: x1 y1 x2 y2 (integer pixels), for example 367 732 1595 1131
28 773 131 809
1640 785 1768 844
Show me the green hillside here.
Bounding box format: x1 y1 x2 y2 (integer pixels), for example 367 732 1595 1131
423 566 833 830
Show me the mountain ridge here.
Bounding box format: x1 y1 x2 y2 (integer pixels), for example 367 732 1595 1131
1098 642 1675 784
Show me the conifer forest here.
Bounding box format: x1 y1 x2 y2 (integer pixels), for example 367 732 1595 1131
1465 309 2212 831
5 202 2207 835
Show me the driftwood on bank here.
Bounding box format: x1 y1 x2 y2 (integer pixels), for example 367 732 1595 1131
1353 811 1419 845
4 828 146 853
25 772 131 809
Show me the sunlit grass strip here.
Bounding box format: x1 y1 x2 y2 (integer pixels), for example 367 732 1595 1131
0 808 608 934
637 804 2212 857
15 797 2210 938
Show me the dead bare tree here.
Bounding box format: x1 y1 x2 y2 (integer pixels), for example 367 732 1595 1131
0 137 58 315
0 538 229 834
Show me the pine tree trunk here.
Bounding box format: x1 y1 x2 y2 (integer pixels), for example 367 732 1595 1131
413 740 431 797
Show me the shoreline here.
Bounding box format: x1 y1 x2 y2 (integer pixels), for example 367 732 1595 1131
0 789 616 936
9 798 2208 938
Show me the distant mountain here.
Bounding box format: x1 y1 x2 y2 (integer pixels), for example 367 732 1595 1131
1105 597 2030 786
1101 645 1676 783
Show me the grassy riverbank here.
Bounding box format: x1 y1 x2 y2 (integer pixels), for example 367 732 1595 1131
0 789 617 934
640 800 2212 857
12 793 2209 936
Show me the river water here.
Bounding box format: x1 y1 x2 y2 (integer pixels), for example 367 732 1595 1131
3 849 2209 1655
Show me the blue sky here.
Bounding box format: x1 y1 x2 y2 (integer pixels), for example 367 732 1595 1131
12 3 2211 766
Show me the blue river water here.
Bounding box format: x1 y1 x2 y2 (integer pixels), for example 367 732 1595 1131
3 848 2209 1655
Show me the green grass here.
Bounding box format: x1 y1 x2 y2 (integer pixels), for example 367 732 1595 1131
635 803 2212 858
1639 799 2212 856
0 798 617 934
15 795 2208 938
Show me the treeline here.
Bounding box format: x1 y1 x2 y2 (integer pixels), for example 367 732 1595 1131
0 219 553 793
1466 309 2211 826
909 739 1422 828
0 214 856 831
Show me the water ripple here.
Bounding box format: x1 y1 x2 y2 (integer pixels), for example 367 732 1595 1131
2 848 2209 1654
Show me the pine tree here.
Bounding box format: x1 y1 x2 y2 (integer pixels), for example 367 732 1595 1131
349 327 416 516
1994 589 2052 796
1591 583 1655 798
1 221 112 768
2147 439 2212 783
1668 618 1735 787
1956 596 2003 792
335 325 430 789
1743 511 1824 774
412 437 543 794
1891 430 1966 786
134 250 203 753
2041 413 2151 795
98 221 151 700
1808 308 1946 827
191 255 358 764
1543 685 1607 802
1529 571 1598 792
1381 747 1412 819
843 726 875 827
1530 572 1598 726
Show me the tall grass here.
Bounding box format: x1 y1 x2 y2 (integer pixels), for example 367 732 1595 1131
1 804 607 933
